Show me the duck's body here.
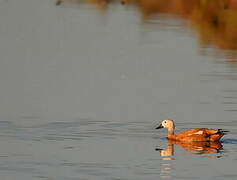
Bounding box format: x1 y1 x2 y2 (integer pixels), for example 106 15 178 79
167 128 224 142
156 120 225 142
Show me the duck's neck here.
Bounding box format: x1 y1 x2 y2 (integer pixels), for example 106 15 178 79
167 127 175 136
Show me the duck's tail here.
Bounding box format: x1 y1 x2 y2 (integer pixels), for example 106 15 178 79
209 129 228 141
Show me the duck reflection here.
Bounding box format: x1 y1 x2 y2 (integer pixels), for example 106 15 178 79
157 142 174 178
156 140 222 178
157 140 223 157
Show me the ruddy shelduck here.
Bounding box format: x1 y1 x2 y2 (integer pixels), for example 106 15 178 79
156 120 226 142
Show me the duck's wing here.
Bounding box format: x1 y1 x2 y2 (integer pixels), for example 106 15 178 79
176 128 207 136
177 128 226 136
174 128 224 141
173 128 206 141
183 128 225 141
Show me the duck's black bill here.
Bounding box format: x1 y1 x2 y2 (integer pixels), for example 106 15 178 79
155 147 163 151
156 124 164 129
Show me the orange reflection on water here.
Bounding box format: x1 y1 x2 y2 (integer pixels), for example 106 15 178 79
190 0 237 51
123 0 237 53
57 0 237 58
157 139 223 157
87 0 110 10
157 140 222 178
171 140 223 155
56 0 109 10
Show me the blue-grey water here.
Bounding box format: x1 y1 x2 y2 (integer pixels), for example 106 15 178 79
0 0 237 180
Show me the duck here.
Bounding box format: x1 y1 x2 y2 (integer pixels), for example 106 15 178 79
156 120 226 142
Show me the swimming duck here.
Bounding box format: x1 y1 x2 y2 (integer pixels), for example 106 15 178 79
156 120 225 142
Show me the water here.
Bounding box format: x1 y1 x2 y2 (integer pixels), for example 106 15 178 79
0 0 237 179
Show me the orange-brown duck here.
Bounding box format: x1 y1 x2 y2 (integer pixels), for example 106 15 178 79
156 120 225 142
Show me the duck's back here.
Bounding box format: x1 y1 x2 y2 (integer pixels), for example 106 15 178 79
169 128 224 142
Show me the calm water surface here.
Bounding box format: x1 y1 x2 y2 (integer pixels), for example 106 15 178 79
0 0 237 180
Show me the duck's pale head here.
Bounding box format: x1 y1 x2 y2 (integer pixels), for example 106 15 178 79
156 119 175 129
